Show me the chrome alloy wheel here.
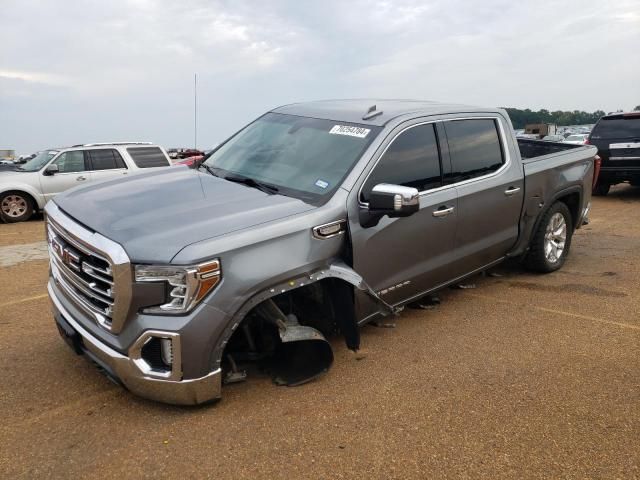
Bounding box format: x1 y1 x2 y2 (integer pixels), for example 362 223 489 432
1 194 28 218
544 212 567 263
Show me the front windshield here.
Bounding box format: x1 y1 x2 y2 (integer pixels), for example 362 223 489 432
19 150 58 171
204 113 381 203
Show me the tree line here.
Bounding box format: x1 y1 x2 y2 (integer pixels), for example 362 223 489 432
503 106 640 129
503 108 606 128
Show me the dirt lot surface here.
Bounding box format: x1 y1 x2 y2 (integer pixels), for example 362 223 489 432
0 214 44 247
1 187 639 479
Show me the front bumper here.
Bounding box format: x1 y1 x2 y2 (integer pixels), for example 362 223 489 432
48 281 222 405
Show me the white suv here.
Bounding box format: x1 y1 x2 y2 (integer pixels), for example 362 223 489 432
0 142 171 223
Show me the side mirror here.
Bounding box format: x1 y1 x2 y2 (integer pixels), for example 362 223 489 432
360 183 420 228
44 164 59 176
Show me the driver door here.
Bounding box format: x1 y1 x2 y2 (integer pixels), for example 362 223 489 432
349 121 458 316
40 150 91 202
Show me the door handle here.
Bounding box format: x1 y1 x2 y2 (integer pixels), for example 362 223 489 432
432 206 455 218
504 186 521 196
76 176 87 181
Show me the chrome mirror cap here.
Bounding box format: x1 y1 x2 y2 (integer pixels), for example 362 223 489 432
370 183 419 214
360 183 420 228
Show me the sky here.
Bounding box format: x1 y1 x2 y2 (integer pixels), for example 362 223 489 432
1 0 639 154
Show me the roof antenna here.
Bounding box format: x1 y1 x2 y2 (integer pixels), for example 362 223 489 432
362 104 383 120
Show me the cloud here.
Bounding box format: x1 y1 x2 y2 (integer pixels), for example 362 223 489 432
0 0 638 153
0 70 72 86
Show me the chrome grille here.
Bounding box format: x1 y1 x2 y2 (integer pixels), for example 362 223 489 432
48 221 115 328
45 202 132 334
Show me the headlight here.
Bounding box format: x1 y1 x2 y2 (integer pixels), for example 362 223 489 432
134 259 221 315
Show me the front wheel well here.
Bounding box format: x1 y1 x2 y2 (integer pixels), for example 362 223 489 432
0 190 38 222
223 278 357 351
0 190 38 209
220 278 358 383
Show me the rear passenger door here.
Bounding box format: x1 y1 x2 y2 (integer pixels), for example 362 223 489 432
443 117 524 276
87 149 129 183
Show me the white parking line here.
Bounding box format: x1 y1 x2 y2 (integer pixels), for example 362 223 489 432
0 293 49 308
468 292 640 331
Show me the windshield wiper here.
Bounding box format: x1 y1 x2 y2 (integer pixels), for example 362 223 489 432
198 163 221 177
198 163 279 195
223 174 279 195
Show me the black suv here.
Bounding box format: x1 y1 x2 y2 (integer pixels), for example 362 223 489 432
588 112 640 195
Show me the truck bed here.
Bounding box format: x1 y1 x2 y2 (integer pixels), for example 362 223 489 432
517 138 583 161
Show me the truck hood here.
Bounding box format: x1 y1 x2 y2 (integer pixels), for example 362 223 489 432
54 167 316 263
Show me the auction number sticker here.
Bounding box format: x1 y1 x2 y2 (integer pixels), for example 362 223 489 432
329 125 371 138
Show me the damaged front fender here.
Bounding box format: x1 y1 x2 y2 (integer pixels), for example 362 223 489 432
312 261 397 315
212 261 396 374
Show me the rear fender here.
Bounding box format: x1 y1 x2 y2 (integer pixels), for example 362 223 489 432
509 185 583 258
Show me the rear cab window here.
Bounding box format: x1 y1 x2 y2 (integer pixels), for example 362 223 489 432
361 123 442 202
444 119 504 183
127 147 170 168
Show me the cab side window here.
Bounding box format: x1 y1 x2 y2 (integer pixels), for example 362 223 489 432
361 123 442 202
444 119 504 183
53 151 87 173
127 147 170 168
88 149 127 170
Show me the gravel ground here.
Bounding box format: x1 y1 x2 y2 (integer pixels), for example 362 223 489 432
0 215 44 247
0 241 48 267
0 186 639 479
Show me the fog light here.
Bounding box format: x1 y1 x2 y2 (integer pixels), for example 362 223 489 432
131 331 182 380
161 338 173 365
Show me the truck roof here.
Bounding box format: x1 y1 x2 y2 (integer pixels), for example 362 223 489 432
272 99 500 126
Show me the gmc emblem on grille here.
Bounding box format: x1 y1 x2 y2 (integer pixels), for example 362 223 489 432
50 236 81 272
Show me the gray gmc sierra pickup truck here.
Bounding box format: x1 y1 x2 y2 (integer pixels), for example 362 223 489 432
46 100 597 405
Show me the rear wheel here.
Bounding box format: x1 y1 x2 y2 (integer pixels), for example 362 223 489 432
525 202 573 273
592 182 610 196
0 191 34 223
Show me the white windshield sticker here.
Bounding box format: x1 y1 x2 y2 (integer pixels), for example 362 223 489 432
315 179 329 189
329 125 370 138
